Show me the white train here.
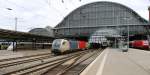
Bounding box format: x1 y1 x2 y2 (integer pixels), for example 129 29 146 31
52 39 88 55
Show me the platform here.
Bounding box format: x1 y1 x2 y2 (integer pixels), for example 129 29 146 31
81 48 150 75
0 49 51 60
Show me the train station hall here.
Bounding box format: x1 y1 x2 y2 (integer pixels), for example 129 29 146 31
53 1 150 48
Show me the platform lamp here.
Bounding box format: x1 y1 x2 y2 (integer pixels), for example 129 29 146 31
6 8 18 31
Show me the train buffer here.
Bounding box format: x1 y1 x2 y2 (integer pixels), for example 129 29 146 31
81 48 150 75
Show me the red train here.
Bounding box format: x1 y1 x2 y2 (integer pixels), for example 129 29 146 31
130 40 149 50
129 35 150 50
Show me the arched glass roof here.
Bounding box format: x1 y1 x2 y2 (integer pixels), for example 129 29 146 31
89 29 121 43
54 1 149 38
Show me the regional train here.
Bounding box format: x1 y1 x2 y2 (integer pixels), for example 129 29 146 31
52 39 88 54
130 40 149 50
129 35 150 50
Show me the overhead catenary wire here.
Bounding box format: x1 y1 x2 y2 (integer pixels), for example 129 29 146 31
44 0 66 18
5 0 31 11
4 0 57 27
5 0 57 19
4 0 81 22
69 0 78 8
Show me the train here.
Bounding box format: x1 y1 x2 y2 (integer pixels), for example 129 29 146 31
129 35 150 50
130 40 149 50
52 39 88 54
0 42 51 50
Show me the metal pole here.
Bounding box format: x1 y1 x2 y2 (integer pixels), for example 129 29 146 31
115 38 116 48
15 17 17 31
127 25 129 50
116 15 119 48
6 8 17 31
13 40 15 51
15 41 17 51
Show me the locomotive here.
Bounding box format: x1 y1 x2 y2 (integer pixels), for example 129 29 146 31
130 40 149 50
52 39 88 54
129 35 150 50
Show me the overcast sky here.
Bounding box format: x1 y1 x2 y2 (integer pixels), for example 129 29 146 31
0 0 150 32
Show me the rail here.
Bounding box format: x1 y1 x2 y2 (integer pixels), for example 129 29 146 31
0 50 89 75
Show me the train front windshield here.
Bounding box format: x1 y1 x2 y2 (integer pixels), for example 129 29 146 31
52 39 62 49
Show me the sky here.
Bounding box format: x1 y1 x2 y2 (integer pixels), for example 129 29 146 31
0 0 150 32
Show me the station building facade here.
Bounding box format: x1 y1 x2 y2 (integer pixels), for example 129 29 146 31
53 1 150 41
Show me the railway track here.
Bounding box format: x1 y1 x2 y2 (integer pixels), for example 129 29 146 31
0 53 53 68
0 49 104 75
0 53 51 62
0 50 89 75
43 48 104 75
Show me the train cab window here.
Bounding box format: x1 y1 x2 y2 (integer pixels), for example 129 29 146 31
62 41 66 45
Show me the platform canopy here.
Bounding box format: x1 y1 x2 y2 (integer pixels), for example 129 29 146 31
0 28 54 42
89 29 121 43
